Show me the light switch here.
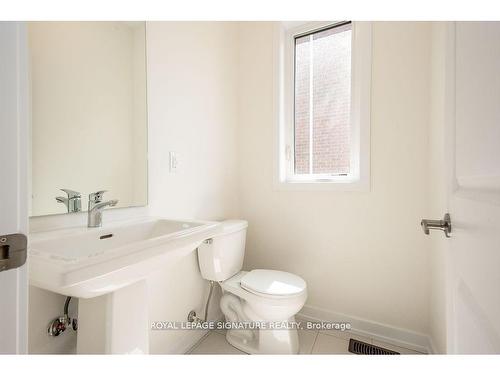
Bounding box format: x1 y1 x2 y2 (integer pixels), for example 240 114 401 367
169 151 178 173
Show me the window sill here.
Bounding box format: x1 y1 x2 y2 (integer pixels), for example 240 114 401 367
273 178 370 192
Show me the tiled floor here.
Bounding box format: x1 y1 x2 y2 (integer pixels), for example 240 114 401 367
188 321 425 355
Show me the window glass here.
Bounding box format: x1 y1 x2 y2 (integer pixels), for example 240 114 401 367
294 23 352 176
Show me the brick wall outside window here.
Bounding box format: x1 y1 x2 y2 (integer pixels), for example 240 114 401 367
294 24 352 175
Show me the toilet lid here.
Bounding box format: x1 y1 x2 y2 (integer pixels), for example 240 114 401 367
240 269 306 297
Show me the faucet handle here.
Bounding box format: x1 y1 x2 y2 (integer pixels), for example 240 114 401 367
60 189 81 199
57 189 81 213
89 190 107 203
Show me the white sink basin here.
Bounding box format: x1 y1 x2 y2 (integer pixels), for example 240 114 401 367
29 217 220 298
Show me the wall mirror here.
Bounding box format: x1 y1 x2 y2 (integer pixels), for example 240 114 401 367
28 22 148 217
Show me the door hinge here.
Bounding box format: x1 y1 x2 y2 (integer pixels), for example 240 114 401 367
0 233 27 272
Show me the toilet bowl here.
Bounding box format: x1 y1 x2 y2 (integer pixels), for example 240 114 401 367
197 220 308 354
220 270 307 354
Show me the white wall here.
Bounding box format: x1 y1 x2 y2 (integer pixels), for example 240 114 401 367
28 21 240 354
237 22 432 338
146 21 239 220
146 21 239 354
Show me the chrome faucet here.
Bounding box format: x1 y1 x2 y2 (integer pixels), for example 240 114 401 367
87 190 118 228
55 189 82 213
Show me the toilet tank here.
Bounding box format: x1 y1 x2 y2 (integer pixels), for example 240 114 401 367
197 220 248 282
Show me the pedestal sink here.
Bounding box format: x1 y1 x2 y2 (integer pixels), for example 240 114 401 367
29 217 220 354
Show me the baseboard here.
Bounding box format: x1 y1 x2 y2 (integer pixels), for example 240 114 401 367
297 304 434 354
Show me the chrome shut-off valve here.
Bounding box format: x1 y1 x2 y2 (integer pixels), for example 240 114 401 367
47 297 78 337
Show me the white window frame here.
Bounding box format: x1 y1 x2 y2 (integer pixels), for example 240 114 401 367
274 21 372 191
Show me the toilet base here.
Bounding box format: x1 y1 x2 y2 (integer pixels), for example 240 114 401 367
225 326 300 354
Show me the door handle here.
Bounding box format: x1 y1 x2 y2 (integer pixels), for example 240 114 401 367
421 213 451 238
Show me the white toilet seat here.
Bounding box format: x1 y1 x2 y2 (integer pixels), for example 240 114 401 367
221 270 307 305
240 269 306 297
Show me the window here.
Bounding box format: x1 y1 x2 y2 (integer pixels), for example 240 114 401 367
276 22 371 191
294 22 352 177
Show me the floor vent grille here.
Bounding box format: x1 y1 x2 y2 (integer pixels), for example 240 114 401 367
348 339 400 355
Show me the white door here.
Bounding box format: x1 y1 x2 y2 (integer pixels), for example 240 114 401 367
445 21 500 354
0 22 29 354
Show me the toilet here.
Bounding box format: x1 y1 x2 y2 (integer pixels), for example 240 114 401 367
197 220 307 354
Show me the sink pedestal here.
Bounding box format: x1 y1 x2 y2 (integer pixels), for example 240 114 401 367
76 280 149 354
